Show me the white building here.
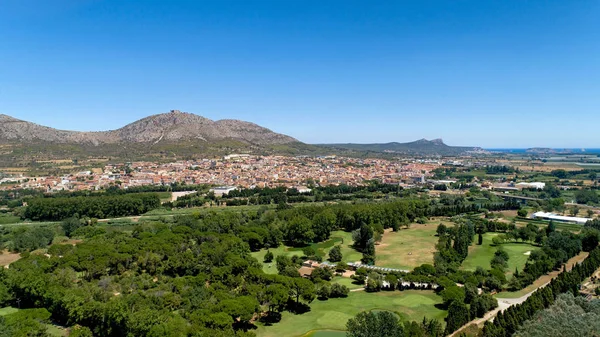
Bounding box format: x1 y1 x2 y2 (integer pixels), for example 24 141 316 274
516 182 546 190
210 186 237 197
532 211 591 225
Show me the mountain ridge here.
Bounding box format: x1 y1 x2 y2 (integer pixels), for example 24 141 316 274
319 139 481 155
0 110 298 146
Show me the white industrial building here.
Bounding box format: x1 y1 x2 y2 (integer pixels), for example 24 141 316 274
516 182 546 190
532 211 591 225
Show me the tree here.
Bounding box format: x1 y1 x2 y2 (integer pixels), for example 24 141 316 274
330 283 349 298
517 209 528 217
575 190 599 205
289 278 316 307
366 272 383 292
313 209 336 242
581 229 600 252
436 224 447 237
470 294 498 318
265 284 289 313
440 286 465 307
62 216 83 237
264 251 274 263
445 301 470 335
346 311 404 337
275 255 294 274
353 224 374 251
478 232 483 245
328 245 342 262
311 267 333 281
285 216 315 246
361 239 376 265
218 296 260 324
569 206 580 217
546 220 556 235
335 261 348 273
316 283 331 300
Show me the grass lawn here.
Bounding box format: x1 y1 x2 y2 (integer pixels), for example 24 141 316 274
330 276 363 290
461 233 537 279
375 222 443 270
0 307 19 316
303 331 346 337
255 290 446 337
250 231 362 274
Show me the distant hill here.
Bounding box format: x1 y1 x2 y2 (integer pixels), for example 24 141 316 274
0 110 297 145
320 139 481 155
0 110 314 165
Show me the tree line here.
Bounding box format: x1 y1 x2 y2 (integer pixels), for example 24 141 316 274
23 193 161 221
482 245 600 336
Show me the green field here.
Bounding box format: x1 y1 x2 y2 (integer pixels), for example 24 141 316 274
250 231 363 274
303 330 346 337
255 290 447 337
461 233 537 278
375 222 443 270
330 276 363 290
0 213 21 225
0 307 19 316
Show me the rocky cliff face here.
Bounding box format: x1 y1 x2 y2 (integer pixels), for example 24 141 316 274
0 110 298 145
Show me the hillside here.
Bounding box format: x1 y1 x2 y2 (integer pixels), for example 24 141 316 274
320 139 480 156
0 110 297 145
0 110 315 167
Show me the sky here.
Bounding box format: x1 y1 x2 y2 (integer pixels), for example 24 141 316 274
0 0 599 148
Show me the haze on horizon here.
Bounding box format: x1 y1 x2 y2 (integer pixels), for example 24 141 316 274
0 0 598 148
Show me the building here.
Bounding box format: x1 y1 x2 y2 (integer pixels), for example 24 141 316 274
532 211 591 225
516 182 546 190
209 186 237 197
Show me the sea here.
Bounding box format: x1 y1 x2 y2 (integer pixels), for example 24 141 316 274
486 148 600 154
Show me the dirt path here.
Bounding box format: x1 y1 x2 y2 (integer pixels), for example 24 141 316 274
0 250 21 267
449 251 589 336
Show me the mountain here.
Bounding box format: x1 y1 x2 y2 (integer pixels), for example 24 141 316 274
0 111 317 166
0 110 297 145
320 139 481 155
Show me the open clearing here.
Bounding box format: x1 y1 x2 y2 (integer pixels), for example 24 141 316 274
0 250 21 266
255 290 446 337
375 221 451 270
461 233 538 279
330 276 363 290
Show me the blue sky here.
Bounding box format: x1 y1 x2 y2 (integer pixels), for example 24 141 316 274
1 0 599 148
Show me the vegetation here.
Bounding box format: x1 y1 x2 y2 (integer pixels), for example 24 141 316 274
515 293 600 337
482 246 600 336
23 193 161 221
